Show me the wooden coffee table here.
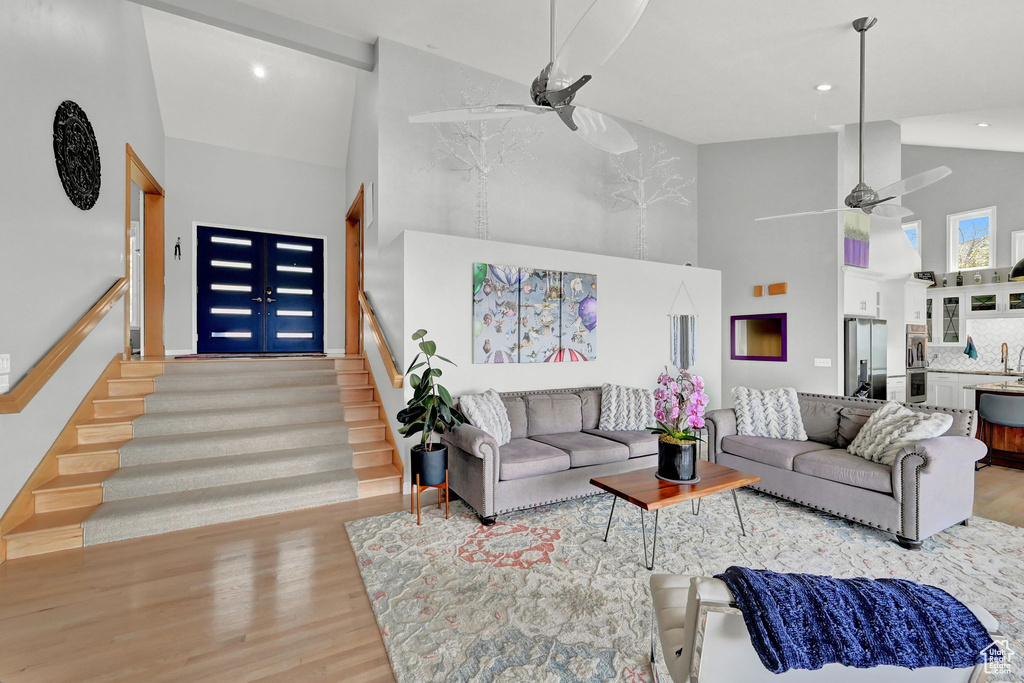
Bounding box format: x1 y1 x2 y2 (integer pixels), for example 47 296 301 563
590 460 760 570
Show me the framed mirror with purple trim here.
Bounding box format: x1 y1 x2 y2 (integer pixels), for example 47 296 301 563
731 313 787 362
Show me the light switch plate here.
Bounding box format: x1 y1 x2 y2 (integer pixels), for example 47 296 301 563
814 358 832 367
0 354 9 374
0 375 8 394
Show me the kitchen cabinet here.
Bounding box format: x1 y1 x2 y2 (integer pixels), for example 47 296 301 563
905 279 928 323
844 269 881 318
928 293 964 347
927 372 960 408
887 376 906 402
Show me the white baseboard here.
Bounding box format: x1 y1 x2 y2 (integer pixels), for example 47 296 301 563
325 348 346 355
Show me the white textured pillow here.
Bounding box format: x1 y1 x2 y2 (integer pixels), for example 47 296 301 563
732 387 807 441
458 389 512 446
599 383 654 431
846 402 954 466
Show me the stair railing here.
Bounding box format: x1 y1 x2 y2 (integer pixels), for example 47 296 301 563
0 278 129 414
358 290 403 388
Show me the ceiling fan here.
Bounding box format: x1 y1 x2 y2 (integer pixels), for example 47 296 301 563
756 17 951 223
408 0 650 155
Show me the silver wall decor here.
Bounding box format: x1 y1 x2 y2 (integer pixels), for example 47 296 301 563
602 136 692 260
53 100 101 210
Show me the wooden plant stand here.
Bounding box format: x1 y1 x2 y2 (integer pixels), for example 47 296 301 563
411 470 449 525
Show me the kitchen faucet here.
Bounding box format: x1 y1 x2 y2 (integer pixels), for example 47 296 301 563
1003 343 1010 374
1018 346 1024 373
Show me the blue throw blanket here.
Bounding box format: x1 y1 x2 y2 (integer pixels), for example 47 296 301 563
714 566 999 674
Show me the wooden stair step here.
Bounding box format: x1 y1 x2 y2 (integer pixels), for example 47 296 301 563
337 370 370 387
118 361 164 378
57 442 123 474
32 472 112 513
76 417 133 445
347 419 386 444
351 440 394 468
334 358 365 372
3 506 98 560
107 377 154 397
356 464 402 498
341 386 373 402
343 401 380 421
92 396 145 419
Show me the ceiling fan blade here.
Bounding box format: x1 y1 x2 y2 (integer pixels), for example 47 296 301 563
870 203 914 219
874 166 951 198
566 106 637 154
754 208 846 222
409 104 550 123
551 0 650 83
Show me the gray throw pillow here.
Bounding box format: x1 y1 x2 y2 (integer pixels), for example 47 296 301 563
837 407 876 448
799 400 842 446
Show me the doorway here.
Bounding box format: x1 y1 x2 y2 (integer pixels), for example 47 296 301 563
195 225 325 354
124 144 165 357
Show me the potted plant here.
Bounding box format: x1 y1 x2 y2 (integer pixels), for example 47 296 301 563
396 329 466 488
650 369 708 483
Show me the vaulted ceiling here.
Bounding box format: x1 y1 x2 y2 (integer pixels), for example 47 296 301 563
142 0 1024 164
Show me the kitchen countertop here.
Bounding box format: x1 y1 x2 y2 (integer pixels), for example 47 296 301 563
963 380 1024 392
928 368 1024 377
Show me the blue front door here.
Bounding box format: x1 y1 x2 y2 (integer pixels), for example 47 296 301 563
196 226 324 354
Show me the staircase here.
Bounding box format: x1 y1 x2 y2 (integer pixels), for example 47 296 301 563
2 356 401 560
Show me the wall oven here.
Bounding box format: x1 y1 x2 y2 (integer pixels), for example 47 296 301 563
906 324 928 403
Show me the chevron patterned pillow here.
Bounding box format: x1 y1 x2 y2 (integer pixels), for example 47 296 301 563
599 383 654 431
458 389 512 446
732 387 807 441
846 402 953 466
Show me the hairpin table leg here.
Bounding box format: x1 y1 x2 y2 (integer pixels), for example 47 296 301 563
731 489 746 536
640 508 660 571
603 495 617 542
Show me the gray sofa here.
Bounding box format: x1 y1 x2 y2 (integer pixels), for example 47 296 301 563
706 393 986 549
442 387 658 525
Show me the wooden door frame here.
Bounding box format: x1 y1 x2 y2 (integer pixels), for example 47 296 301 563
345 185 365 355
125 144 165 358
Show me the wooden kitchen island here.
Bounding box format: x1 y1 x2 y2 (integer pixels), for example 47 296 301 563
965 380 1024 470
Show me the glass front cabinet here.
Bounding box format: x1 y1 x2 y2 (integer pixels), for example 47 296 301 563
929 293 964 346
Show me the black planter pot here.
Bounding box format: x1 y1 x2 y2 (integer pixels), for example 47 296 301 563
656 439 700 484
411 443 448 487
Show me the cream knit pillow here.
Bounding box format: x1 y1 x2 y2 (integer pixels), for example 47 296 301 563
846 402 953 466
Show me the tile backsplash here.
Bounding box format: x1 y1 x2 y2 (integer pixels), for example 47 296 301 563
931 317 1024 372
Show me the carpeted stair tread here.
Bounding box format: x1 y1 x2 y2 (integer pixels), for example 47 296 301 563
102 444 355 501
153 368 340 392
144 383 341 413
82 469 360 545
119 421 350 466
161 359 337 375
131 401 346 437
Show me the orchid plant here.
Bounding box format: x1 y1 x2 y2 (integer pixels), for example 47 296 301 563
651 369 708 444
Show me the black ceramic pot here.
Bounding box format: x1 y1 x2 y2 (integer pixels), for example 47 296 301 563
656 439 699 484
411 443 448 487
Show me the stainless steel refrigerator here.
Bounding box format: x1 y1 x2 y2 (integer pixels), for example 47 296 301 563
844 318 887 399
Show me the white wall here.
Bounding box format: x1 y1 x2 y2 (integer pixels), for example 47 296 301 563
698 133 842 402
0 0 165 515
903 144 1024 279
163 137 347 353
376 40 698 264
396 230 721 472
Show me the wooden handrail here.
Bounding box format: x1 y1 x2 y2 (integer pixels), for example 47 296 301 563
358 290 403 388
0 278 129 414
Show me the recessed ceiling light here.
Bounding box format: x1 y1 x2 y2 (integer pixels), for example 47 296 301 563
815 84 832 91
977 122 990 128
253 65 266 78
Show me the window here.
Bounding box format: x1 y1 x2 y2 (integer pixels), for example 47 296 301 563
947 207 996 272
902 220 921 255
1012 230 1024 264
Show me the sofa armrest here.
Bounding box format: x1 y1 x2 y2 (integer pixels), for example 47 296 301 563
705 409 737 463
442 425 500 518
892 436 987 540
442 424 499 460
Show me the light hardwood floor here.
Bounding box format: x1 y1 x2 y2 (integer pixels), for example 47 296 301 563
0 472 1021 681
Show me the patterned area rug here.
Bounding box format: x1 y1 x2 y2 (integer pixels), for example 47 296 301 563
346 490 1024 682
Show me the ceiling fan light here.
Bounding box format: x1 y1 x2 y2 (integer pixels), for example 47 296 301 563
1010 258 1024 281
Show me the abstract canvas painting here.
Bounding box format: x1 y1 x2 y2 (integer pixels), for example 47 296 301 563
473 263 597 364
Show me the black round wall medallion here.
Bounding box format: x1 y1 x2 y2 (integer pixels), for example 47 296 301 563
52 100 101 210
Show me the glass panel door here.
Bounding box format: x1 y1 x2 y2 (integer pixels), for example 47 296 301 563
942 296 960 344
970 294 998 312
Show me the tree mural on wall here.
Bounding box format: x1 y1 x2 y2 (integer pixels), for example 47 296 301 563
601 137 693 260
423 75 540 240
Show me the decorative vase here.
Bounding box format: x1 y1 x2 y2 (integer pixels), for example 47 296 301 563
411 443 448 487
656 439 699 484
